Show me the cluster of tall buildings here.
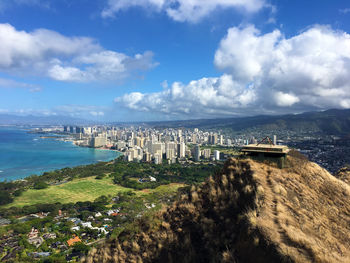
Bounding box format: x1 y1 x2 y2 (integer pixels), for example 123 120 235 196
61 125 281 165
62 126 231 164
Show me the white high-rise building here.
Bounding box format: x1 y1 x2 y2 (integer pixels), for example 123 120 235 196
154 153 162 164
214 150 220 161
219 135 224 145
90 136 106 148
152 142 165 155
166 142 176 152
166 148 175 160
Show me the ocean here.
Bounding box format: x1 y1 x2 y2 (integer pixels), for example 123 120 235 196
0 127 121 181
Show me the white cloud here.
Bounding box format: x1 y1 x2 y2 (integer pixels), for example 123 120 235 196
116 25 350 118
0 0 51 11
0 23 156 82
102 0 266 22
1 104 108 119
89 111 105 116
339 8 350 14
53 105 107 117
116 74 260 117
0 77 42 92
274 92 299 107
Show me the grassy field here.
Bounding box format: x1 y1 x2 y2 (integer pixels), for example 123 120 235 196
5 176 186 208
6 177 132 208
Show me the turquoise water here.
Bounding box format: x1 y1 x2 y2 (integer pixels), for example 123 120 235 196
0 127 121 181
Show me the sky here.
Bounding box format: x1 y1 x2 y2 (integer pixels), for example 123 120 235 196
0 0 350 121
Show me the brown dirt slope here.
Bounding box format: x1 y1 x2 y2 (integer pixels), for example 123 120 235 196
84 157 350 263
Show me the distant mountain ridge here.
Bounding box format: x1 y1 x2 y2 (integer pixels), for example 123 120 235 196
143 109 350 135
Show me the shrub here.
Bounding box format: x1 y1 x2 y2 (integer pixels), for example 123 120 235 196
73 242 90 255
13 189 24 196
95 174 106 180
33 181 49 190
0 191 13 205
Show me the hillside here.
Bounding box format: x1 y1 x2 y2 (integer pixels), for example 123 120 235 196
84 157 350 263
145 109 350 135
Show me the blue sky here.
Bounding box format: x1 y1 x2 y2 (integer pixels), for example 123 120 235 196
0 0 350 121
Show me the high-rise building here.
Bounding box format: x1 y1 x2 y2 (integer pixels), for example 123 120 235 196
143 152 151 162
63 126 68 132
194 144 201 162
166 148 175 160
69 126 74 133
212 133 218 145
154 153 162 164
214 150 220 161
192 134 197 144
90 136 106 148
177 142 185 158
76 127 81 134
151 142 164 156
219 135 224 145
203 148 211 159
166 142 176 152
116 141 126 150
134 137 141 147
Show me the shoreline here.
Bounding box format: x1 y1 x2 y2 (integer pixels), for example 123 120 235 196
0 130 122 182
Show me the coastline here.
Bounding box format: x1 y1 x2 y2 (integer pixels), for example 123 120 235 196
0 128 122 182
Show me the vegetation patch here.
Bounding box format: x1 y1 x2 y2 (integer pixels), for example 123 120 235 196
5 177 131 208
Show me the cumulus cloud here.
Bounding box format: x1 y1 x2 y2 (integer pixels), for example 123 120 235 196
116 25 350 118
0 23 156 82
102 0 266 22
115 74 259 117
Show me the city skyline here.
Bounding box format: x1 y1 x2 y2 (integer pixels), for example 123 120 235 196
1 0 350 121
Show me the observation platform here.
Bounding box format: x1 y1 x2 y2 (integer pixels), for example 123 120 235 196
241 144 289 155
241 137 290 168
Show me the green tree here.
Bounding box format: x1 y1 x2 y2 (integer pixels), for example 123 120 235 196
72 242 90 255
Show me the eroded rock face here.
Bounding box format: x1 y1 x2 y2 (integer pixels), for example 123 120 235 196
84 158 350 263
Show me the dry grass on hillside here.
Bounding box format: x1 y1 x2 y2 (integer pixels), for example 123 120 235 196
84 157 350 263
251 157 350 263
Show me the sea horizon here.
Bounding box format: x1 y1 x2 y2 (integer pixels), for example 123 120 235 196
0 127 121 181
